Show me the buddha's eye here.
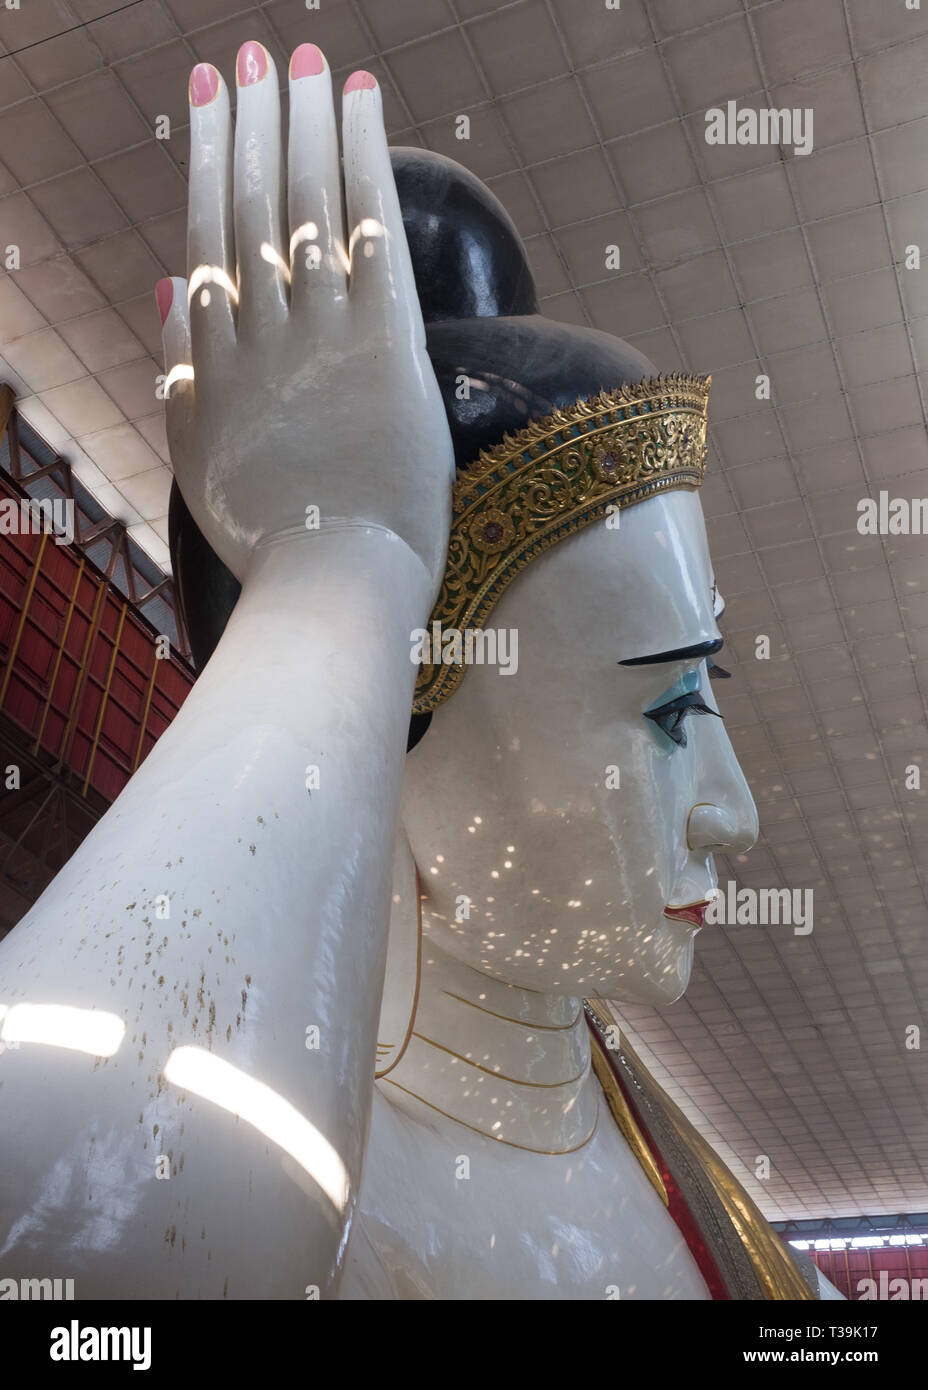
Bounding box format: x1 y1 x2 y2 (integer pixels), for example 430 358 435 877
645 691 723 748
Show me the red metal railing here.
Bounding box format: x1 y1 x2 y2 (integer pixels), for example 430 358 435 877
809 1240 928 1300
0 385 190 659
0 469 194 805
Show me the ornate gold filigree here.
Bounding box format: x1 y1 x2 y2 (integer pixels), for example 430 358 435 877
413 374 711 712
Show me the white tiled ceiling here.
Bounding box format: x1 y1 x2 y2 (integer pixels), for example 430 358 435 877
1 0 927 1222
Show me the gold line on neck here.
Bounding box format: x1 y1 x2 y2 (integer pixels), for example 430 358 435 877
442 990 582 1031
411 1030 587 1089
381 1076 599 1156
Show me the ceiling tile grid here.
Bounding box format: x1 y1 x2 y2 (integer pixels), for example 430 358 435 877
1 0 927 1221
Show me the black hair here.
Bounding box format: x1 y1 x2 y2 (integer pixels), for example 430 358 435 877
168 148 657 748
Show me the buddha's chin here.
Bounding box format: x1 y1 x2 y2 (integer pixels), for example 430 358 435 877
603 929 696 1007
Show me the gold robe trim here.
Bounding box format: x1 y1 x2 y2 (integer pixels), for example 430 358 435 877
585 999 815 1301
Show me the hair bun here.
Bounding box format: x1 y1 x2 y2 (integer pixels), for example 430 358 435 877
391 148 538 322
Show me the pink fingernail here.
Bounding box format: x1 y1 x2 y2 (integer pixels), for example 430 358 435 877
344 70 376 94
155 279 173 325
189 62 219 108
291 43 324 79
237 40 268 87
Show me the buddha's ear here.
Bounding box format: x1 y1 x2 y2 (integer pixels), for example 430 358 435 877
374 838 422 1079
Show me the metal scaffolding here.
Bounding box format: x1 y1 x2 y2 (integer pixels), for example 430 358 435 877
0 387 195 940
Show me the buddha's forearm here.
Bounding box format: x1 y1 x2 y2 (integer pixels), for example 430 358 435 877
0 528 432 1298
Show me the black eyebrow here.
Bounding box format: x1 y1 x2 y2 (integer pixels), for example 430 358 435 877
619 638 724 667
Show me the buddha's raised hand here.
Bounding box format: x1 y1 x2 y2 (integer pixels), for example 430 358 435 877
158 42 453 593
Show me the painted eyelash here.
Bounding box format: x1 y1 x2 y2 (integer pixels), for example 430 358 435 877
645 691 723 748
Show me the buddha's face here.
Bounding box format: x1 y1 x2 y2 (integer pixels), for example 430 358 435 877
400 488 758 1005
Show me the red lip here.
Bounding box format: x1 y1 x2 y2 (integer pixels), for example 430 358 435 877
664 900 712 929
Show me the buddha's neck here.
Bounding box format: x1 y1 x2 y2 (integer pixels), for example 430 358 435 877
380 934 600 1155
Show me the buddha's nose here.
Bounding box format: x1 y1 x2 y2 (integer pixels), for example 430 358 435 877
687 801 758 854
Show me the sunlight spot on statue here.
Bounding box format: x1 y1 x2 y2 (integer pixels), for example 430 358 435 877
347 218 388 266
506 845 515 853
164 1046 350 1213
288 220 319 260
260 242 292 283
200 288 211 307
568 899 582 908
468 827 476 834
504 860 512 869
0 1002 125 1057
165 364 195 395
491 870 499 879
188 263 239 304
584 878 593 886
436 854 445 863
429 866 438 875
474 816 483 824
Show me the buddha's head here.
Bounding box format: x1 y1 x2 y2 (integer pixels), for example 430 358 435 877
170 149 759 1008
401 482 758 1007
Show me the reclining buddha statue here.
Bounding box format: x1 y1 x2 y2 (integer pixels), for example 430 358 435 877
0 41 836 1301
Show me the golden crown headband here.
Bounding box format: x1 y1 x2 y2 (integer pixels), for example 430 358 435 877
413 373 711 713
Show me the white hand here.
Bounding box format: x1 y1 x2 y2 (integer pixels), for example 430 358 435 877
158 43 453 592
